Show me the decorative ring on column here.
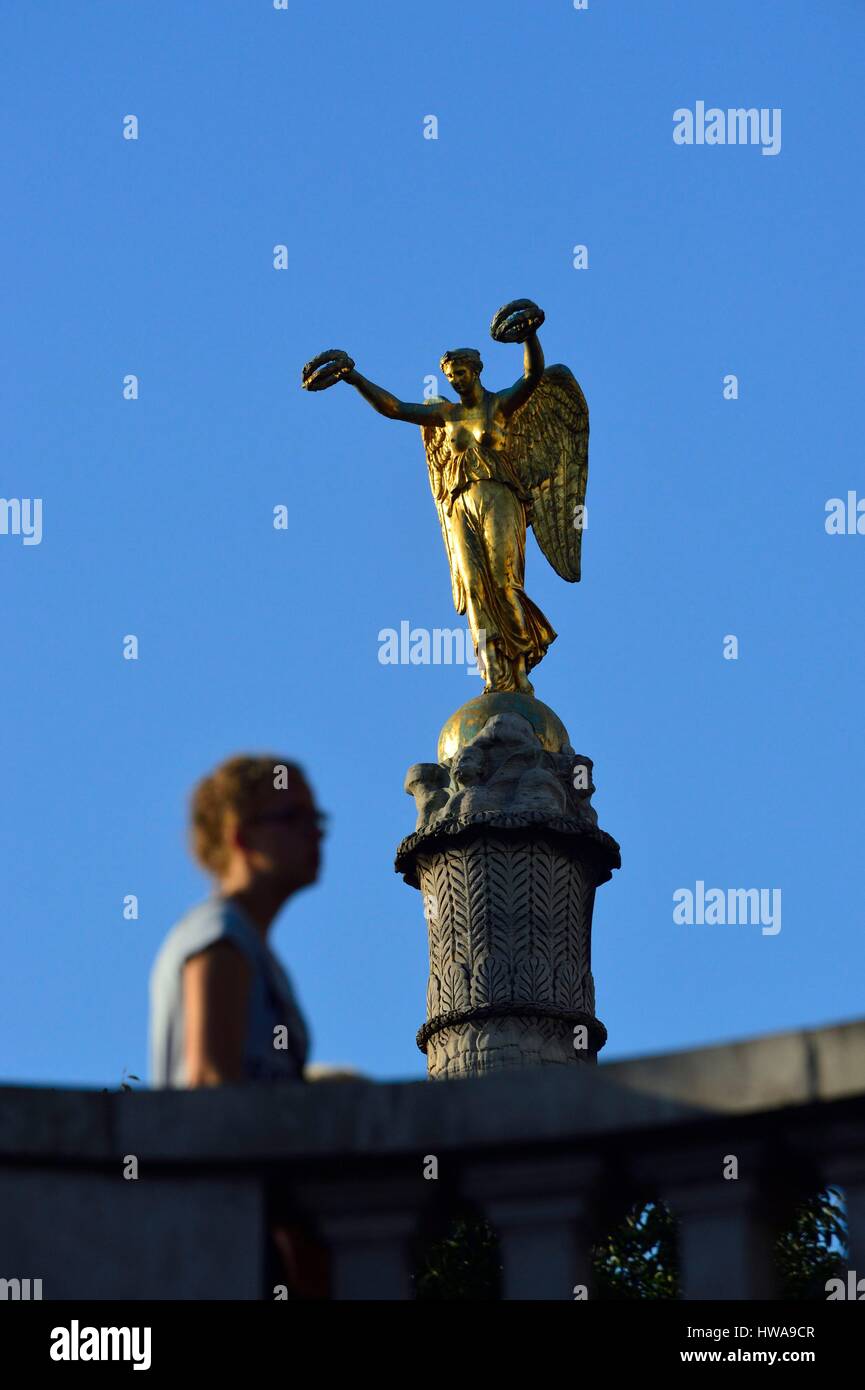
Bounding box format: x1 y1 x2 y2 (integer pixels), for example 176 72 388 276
417 1003 607 1054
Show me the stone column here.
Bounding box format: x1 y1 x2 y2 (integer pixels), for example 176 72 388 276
670 1179 780 1300
296 1176 420 1300
643 1144 783 1300
395 693 620 1080
463 1155 604 1301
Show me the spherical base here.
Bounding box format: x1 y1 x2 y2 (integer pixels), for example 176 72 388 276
437 691 570 763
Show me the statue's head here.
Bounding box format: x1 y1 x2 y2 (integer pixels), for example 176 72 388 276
441 348 483 395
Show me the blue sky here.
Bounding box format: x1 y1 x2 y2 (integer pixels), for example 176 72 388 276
1 0 863 1087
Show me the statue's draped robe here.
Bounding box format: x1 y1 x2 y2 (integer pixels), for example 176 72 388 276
437 441 557 685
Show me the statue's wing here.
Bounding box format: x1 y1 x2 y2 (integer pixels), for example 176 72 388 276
420 401 466 614
508 364 589 582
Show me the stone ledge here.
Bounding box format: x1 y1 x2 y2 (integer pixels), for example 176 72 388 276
0 1019 862 1165
602 1017 865 1113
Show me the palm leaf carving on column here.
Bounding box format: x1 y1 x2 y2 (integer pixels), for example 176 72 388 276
419 855 447 980
529 842 555 961
507 839 534 980
515 953 554 1005
472 953 509 1008
444 847 471 967
568 859 589 981
484 836 516 989
513 843 554 1003
426 970 441 1019
464 840 492 976
550 855 581 1009
440 960 470 1015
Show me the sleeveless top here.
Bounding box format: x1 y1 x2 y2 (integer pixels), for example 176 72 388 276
148 898 310 1087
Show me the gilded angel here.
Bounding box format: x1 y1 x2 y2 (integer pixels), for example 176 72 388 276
302 300 589 695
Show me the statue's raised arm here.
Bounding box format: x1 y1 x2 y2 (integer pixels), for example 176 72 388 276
492 299 546 420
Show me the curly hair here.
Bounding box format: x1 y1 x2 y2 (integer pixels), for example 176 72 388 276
189 754 304 876
440 347 483 375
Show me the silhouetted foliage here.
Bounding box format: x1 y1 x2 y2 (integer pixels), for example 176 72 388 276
776 1186 846 1300
592 1201 680 1299
414 1187 847 1300
414 1216 501 1300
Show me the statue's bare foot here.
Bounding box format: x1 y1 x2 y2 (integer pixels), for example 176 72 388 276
482 640 507 693
515 657 535 696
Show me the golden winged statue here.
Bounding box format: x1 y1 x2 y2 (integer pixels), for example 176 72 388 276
302 299 588 695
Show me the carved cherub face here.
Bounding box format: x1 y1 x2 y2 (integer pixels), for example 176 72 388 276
453 744 485 787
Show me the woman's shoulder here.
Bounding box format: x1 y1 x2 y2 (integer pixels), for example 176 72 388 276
156 897 259 972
